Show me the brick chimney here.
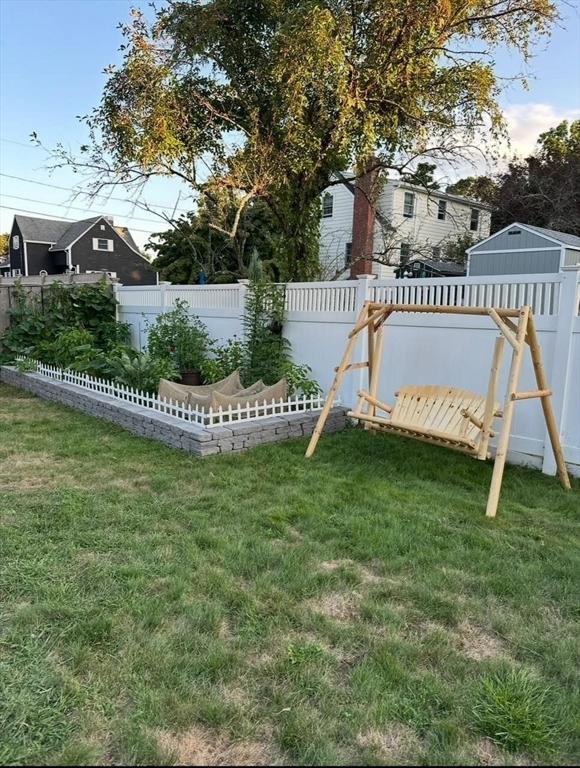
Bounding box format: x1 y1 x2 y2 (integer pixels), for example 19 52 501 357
350 160 379 278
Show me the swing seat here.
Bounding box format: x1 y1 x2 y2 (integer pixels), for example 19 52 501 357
349 385 501 456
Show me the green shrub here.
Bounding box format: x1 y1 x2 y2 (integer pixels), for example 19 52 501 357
201 337 245 383
0 279 128 364
146 300 211 373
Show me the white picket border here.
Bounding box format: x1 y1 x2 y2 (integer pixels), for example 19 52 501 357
16 359 327 428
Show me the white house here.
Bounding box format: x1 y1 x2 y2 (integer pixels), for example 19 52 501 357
320 175 491 278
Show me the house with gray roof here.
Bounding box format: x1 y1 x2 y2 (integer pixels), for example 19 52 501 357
467 222 580 277
7 214 156 285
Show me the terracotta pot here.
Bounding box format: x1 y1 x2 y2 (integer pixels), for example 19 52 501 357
180 370 202 386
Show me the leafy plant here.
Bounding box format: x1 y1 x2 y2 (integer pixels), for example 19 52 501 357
107 349 179 394
14 357 38 373
201 337 245 384
146 300 211 374
0 279 127 364
240 281 320 395
281 361 322 397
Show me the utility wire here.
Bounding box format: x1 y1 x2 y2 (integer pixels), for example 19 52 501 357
0 171 191 214
0 204 160 236
1 192 168 226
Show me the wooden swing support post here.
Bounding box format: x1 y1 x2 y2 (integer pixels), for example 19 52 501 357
305 301 570 518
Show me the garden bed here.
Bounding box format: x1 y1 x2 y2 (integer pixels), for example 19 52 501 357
0 366 347 456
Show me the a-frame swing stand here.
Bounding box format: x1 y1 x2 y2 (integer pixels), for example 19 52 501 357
306 302 571 518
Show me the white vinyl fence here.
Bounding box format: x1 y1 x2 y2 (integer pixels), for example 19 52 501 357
115 268 580 476
21 360 326 428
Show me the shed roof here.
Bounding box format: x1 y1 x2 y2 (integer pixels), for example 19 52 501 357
521 224 580 249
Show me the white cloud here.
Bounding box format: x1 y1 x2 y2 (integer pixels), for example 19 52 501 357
502 103 580 159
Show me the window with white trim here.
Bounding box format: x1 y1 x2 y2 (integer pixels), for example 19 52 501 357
403 192 415 218
322 193 333 218
437 200 447 220
12 235 19 249
100 224 106 231
400 242 411 263
432 246 441 259
93 238 113 251
345 242 352 266
470 208 480 231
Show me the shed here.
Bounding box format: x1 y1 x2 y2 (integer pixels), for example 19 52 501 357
467 223 580 276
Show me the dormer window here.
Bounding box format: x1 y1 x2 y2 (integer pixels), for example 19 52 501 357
322 193 334 218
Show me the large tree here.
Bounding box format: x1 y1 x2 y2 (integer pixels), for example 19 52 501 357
447 120 580 235
149 193 284 283
56 0 556 280
490 120 580 235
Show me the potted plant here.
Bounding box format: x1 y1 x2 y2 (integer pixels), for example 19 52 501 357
146 300 211 385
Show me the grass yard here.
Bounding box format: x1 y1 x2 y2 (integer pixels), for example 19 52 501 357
1 383 579 766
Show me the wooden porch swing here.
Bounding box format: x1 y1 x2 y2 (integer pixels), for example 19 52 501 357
305 302 571 518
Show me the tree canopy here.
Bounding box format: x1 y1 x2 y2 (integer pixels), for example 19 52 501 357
62 0 556 279
447 120 580 236
148 194 284 284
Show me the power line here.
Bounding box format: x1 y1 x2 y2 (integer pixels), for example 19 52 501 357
1 192 168 226
0 171 192 214
0 204 161 236
0 138 40 149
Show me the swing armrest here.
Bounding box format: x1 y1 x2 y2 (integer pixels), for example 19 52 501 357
357 390 393 413
461 408 496 437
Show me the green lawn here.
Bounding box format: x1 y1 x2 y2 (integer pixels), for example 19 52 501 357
1 383 579 766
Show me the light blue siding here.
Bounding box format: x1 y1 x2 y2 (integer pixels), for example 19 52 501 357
469 249 561 276
470 227 556 253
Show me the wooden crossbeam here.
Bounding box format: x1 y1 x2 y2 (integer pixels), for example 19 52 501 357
511 389 552 401
357 390 393 414
366 302 521 318
334 362 369 373
488 309 520 351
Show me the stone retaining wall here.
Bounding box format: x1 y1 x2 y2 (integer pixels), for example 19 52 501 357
1 366 347 457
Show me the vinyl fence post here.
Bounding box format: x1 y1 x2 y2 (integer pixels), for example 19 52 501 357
542 265 579 476
238 279 249 338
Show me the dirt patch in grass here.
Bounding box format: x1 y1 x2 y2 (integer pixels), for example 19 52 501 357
455 622 507 661
318 559 383 585
157 725 278 766
474 737 532 766
357 723 423 763
307 591 361 622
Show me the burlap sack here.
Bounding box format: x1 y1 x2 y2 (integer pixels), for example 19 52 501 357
158 370 242 404
187 379 265 410
211 379 288 410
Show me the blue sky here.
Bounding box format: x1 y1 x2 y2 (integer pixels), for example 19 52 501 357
1 0 579 248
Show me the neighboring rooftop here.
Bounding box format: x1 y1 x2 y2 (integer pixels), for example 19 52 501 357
14 214 140 253
406 257 466 275
14 215 71 244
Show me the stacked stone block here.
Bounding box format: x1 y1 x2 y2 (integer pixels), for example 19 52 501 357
1 367 347 457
